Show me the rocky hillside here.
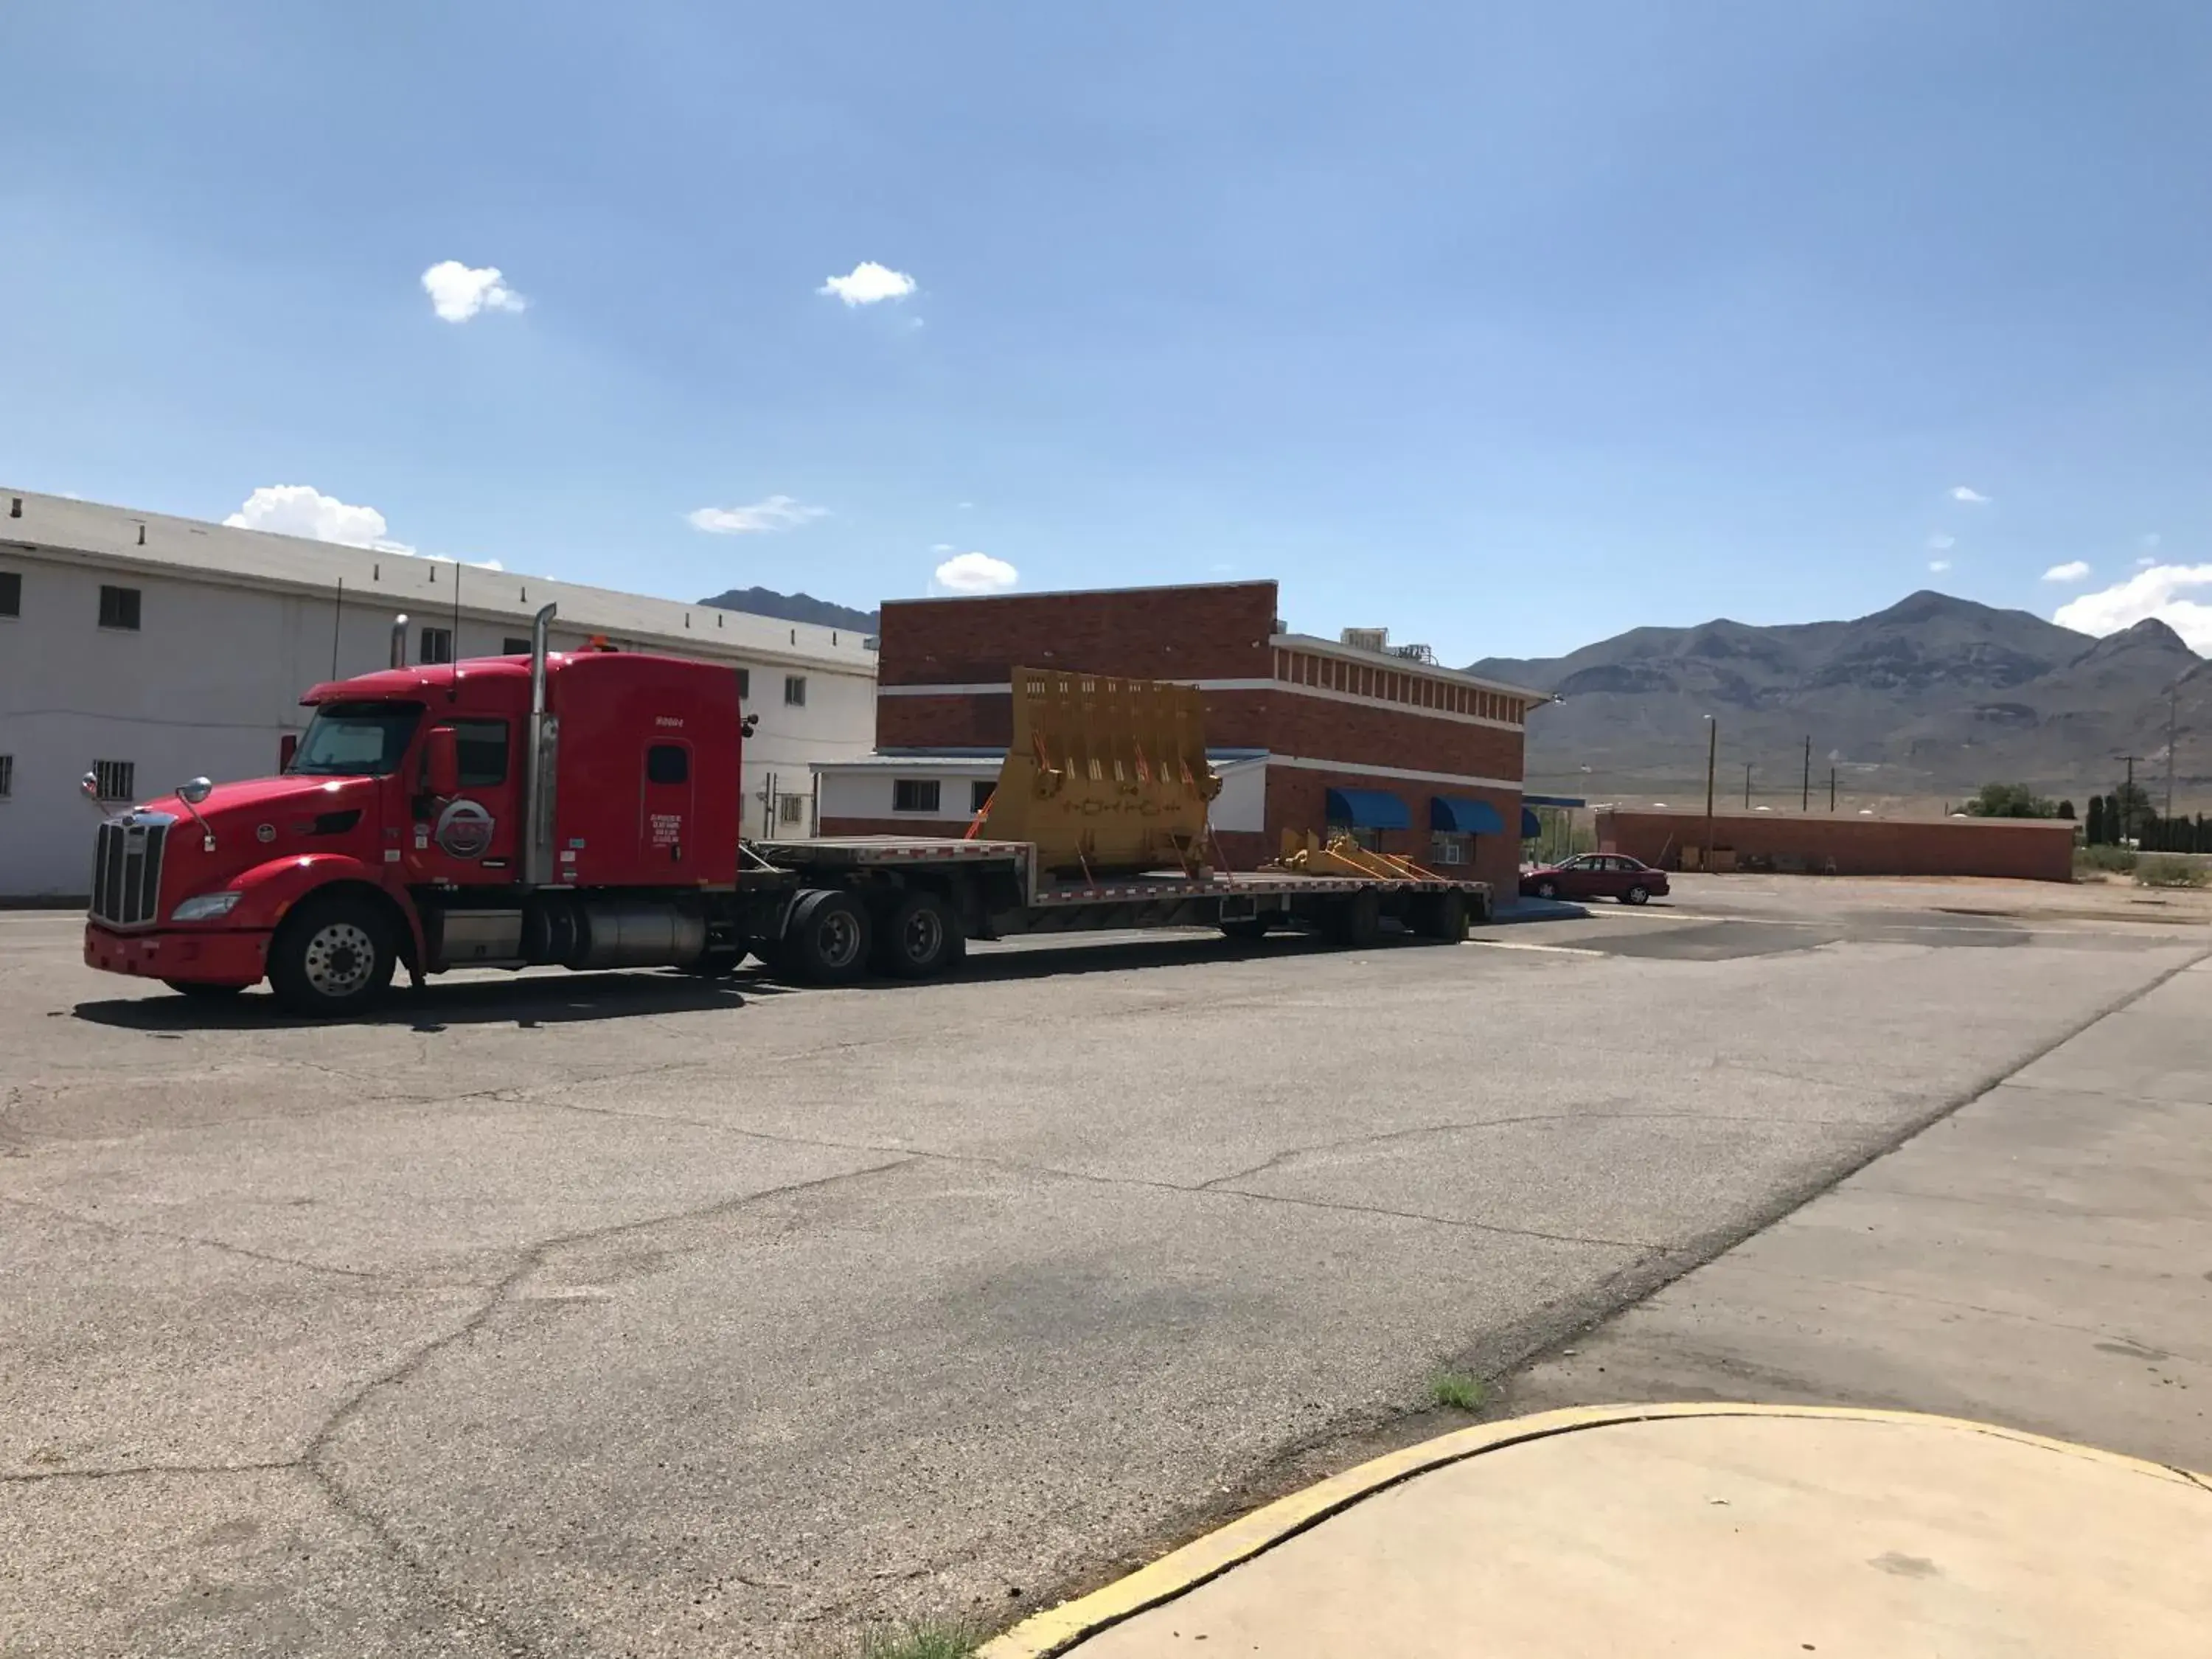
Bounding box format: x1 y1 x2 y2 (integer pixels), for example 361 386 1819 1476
1470 593 2205 800
700 585 879 633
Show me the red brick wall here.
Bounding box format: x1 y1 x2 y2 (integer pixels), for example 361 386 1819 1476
878 582 1279 687
1596 810 2076 883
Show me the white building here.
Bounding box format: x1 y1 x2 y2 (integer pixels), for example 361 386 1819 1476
0 488 880 898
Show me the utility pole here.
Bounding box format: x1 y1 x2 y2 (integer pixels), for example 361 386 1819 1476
1743 762 1754 808
1801 736 1811 812
1828 767 1837 813
2166 684 2179 825
1703 716 1717 868
2121 754 2141 843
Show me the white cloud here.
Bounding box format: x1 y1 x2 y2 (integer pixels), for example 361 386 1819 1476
2055 563 2212 652
1950 485 1990 504
1926 533 1955 551
932 551 1018 594
1927 560 1952 573
420 261 527 322
818 261 916 306
2042 560 2092 583
2138 556 2157 568
686 495 828 535
2143 532 2163 550
929 543 956 554
225 485 413 552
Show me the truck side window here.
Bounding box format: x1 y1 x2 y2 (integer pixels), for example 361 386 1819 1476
647 744 689 785
453 720 509 787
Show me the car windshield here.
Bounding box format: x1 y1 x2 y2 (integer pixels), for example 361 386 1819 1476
288 701 423 777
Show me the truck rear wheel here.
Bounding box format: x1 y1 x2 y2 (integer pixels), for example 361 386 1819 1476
873 890 964 979
268 894 396 1018
787 889 872 985
1326 889 1382 950
1414 891 1469 943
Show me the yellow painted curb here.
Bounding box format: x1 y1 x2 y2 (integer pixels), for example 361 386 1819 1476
979 1402 2211 1659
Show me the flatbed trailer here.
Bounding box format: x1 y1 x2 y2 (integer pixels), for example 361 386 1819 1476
742 835 1489 983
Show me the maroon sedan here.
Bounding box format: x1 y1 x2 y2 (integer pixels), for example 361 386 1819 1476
1520 854 1669 905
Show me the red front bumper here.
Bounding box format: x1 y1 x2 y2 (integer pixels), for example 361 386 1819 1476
84 923 271 986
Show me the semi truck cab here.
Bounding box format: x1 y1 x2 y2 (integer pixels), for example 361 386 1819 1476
83 605 776 1013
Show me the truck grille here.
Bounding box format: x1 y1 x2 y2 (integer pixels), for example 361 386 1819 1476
90 815 171 928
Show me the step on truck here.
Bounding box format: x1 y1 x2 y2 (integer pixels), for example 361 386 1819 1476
81 608 1490 1015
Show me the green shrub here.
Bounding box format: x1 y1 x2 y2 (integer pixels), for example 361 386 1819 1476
2076 844 2138 876
2135 855 2209 889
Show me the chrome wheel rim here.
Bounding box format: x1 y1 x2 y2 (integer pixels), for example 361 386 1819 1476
303 922 375 997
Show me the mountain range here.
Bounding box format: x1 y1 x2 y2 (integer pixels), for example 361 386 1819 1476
1470 592 2208 803
700 585 880 633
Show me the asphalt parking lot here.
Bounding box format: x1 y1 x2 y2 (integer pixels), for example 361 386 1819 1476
2 877 2203 1657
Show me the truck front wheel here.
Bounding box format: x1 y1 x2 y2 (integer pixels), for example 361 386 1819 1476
268 894 396 1017
788 890 872 985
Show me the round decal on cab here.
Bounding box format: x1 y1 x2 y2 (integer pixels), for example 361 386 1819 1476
434 799 496 860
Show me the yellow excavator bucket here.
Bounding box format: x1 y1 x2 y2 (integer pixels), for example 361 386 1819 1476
979 667 1222 877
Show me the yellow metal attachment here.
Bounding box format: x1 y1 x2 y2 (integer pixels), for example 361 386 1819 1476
1269 828 1441 883
985 667 1222 877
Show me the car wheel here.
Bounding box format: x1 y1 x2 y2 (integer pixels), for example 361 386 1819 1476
1624 884 1650 905
1534 879 1559 900
788 889 872 985
164 979 246 1000
268 894 396 1018
873 889 963 979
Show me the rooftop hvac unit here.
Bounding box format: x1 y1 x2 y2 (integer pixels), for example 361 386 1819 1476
1389 642 1436 664
1340 627 1388 653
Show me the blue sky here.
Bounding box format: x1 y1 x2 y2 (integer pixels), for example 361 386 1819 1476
7 1 2212 661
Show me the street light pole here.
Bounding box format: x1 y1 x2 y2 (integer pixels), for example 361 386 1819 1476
1801 736 1811 812
1703 716 1717 869
1743 762 1753 810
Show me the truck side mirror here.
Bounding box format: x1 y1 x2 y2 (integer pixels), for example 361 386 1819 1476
279 734 299 771
425 726 461 798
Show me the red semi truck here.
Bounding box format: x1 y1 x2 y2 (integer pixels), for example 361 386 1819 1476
82 608 1489 1015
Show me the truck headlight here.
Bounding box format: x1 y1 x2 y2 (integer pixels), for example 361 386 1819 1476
171 891 243 922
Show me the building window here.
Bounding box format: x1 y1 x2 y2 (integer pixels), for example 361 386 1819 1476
92 759 136 801
784 675 807 707
97 585 141 631
970 779 995 814
0 570 19 618
502 636 532 655
779 793 807 825
892 778 942 814
646 743 689 785
737 668 751 700
0 754 12 799
1430 834 1468 865
420 626 453 664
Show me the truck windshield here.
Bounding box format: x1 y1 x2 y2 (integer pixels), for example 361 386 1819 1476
288 701 424 776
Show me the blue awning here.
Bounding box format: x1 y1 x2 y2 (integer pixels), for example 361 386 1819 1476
1325 787 1411 830
1521 807 1543 838
1430 795 1506 835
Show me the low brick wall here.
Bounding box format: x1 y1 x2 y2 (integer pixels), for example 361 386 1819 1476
1596 810 2076 883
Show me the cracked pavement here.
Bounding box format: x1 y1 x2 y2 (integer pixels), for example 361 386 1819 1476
1 882 2204 1655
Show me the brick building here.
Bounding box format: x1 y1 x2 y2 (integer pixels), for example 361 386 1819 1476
1596 807 2076 883
813 580 1546 895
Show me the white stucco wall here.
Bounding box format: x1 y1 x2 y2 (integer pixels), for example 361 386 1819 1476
0 509 878 897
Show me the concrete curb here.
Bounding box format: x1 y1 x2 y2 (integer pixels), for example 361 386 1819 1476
978 1402 2211 1659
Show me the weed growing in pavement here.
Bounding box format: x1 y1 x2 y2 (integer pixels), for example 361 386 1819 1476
856 1619 977 1659
2135 854 2210 888
1428 1370 1487 1411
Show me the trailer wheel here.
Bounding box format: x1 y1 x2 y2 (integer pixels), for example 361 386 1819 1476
268 894 396 1017
1416 891 1469 943
788 889 872 985
874 890 963 978
1217 917 1270 942
1326 889 1382 950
